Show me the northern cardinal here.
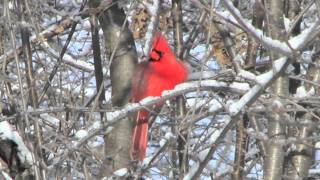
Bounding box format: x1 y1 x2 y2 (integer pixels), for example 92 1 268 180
130 33 188 161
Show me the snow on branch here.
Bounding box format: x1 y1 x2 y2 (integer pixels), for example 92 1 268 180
40 42 94 72
0 121 33 166
229 57 288 115
0 18 73 65
142 0 160 61
74 79 246 148
184 57 289 179
220 0 320 57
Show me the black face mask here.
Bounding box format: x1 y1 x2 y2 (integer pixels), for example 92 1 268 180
149 48 164 61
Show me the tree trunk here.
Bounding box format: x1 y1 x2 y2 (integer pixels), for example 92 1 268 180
263 1 288 180
284 0 314 179
88 0 138 177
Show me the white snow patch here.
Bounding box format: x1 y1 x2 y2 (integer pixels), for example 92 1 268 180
174 83 194 91
190 99 207 109
91 121 101 130
283 16 290 32
142 156 152 167
183 162 200 180
189 71 220 80
308 87 315 96
159 132 174 147
238 70 256 81
200 80 227 87
245 147 259 159
40 113 60 126
74 129 88 140
295 86 308 98
106 111 122 121
206 60 220 70
228 86 260 115
198 149 210 162
256 71 272 86
230 82 250 91
209 127 224 144
0 121 33 165
140 96 159 104
113 168 128 177
169 171 174 179
189 44 207 59
105 127 114 134
208 99 223 112
1 171 12 180
309 168 320 175
125 103 140 110
165 132 174 139
289 22 320 49
174 80 227 94
159 138 166 147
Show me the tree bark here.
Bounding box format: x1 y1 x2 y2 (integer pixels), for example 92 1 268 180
263 1 288 180
172 0 189 178
90 16 105 103
283 0 314 179
88 0 137 177
232 115 248 180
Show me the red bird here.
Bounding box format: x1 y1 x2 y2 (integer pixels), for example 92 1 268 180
130 33 188 161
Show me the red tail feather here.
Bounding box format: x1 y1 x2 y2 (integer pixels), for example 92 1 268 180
130 116 149 161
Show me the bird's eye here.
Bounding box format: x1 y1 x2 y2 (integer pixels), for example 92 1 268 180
150 49 163 61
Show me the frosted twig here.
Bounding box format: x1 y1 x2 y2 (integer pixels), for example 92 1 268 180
40 43 94 72
221 0 320 57
183 57 290 179
0 18 74 65
142 0 160 61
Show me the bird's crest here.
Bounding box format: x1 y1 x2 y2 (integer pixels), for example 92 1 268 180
150 33 173 61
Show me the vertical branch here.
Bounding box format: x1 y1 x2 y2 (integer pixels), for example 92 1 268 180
286 114 314 179
20 26 45 176
285 41 317 180
90 15 105 108
285 0 314 178
176 99 188 177
249 115 267 157
5 0 40 178
172 0 189 177
263 1 288 180
232 115 249 180
286 0 301 94
89 0 138 176
21 28 39 107
0 21 13 103
172 0 184 59
245 0 264 70
17 0 45 178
